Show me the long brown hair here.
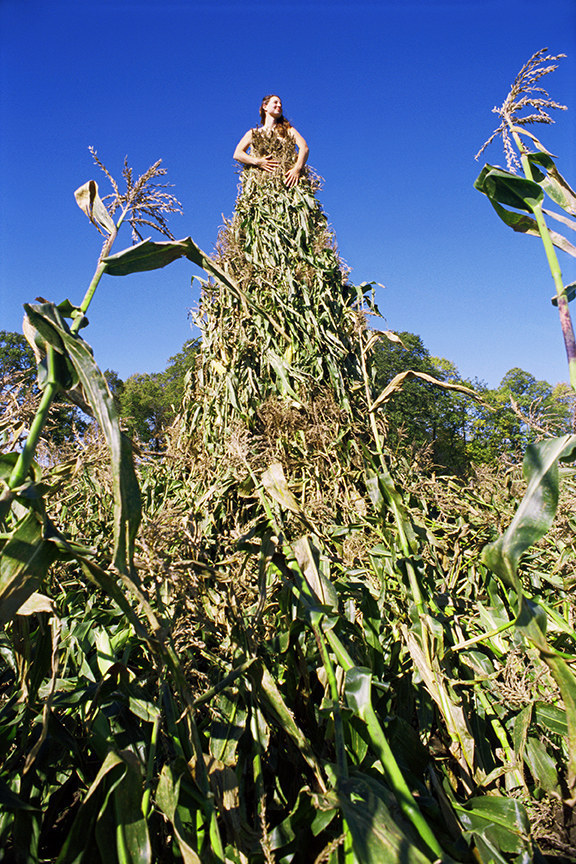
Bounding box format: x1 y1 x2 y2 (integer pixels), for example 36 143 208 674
259 94 291 137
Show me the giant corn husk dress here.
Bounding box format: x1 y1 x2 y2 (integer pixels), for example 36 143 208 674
179 126 369 449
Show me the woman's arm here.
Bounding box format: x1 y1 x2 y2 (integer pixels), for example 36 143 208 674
285 127 309 187
233 129 279 173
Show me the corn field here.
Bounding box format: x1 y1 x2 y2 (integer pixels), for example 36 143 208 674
2 51 576 863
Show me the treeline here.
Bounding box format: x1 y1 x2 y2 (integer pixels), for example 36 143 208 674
373 331 574 472
1 328 572 468
0 330 196 450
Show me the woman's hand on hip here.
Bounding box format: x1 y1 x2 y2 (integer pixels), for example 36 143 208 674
284 166 301 187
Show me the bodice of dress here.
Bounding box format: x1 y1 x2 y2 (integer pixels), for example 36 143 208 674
240 127 313 192
250 127 298 172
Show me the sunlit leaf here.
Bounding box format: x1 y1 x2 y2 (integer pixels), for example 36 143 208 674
524 736 560 794
369 369 482 412
527 152 576 215
156 765 201 864
338 776 435 863
482 434 576 588
0 511 56 626
261 462 302 515
454 795 532 857
74 180 116 234
533 701 568 737
475 164 576 257
112 751 152 864
209 690 247 765
23 303 142 574
15 591 55 616
474 164 544 212
293 536 338 609
103 237 196 275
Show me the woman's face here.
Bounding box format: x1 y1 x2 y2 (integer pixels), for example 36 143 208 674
264 96 283 119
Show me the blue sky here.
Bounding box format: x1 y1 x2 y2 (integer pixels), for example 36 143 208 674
1 0 575 389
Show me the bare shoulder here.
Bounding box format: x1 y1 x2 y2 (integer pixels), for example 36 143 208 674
288 126 307 146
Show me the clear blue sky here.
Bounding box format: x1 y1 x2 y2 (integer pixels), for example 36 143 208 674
1 0 575 388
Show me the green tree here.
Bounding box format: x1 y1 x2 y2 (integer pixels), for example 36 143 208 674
162 338 198 407
119 339 197 447
467 367 573 463
0 330 88 445
0 330 36 385
372 332 472 473
120 373 167 448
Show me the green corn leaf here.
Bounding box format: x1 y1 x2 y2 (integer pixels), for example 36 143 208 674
261 462 302 515
482 435 576 788
527 152 576 215
524 737 560 794
57 298 89 329
112 751 152 864
250 661 326 789
156 765 201 864
533 701 568 737
23 304 141 574
209 690 248 765
56 751 126 864
502 593 576 793
0 511 56 626
475 164 576 257
540 653 576 791
401 627 477 774
0 779 40 812
104 237 292 344
454 795 532 858
103 237 198 275
128 698 161 725
103 236 234 291
475 188 576 257
293 536 338 609
483 198 540 235
268 786 317 853
482 434 576 589
512 704 532 769
23 303 79 391
366 470 418 553
265 350 305 402
342 664 444 860
474 164 544 212
337 776 436 864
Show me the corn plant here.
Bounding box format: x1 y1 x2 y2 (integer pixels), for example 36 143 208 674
3 61 576 863
475 46 576 802
0 153 230 863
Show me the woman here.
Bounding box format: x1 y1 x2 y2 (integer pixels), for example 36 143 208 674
233 95 309 188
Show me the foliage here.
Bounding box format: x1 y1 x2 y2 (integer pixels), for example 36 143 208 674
2 52 576 864
0 330 37 384
467 367 574 463
372 332 473 473
474 48 576 390
116 340 197 448
0 329 89 447
372 336 573 470
178 131 369 445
